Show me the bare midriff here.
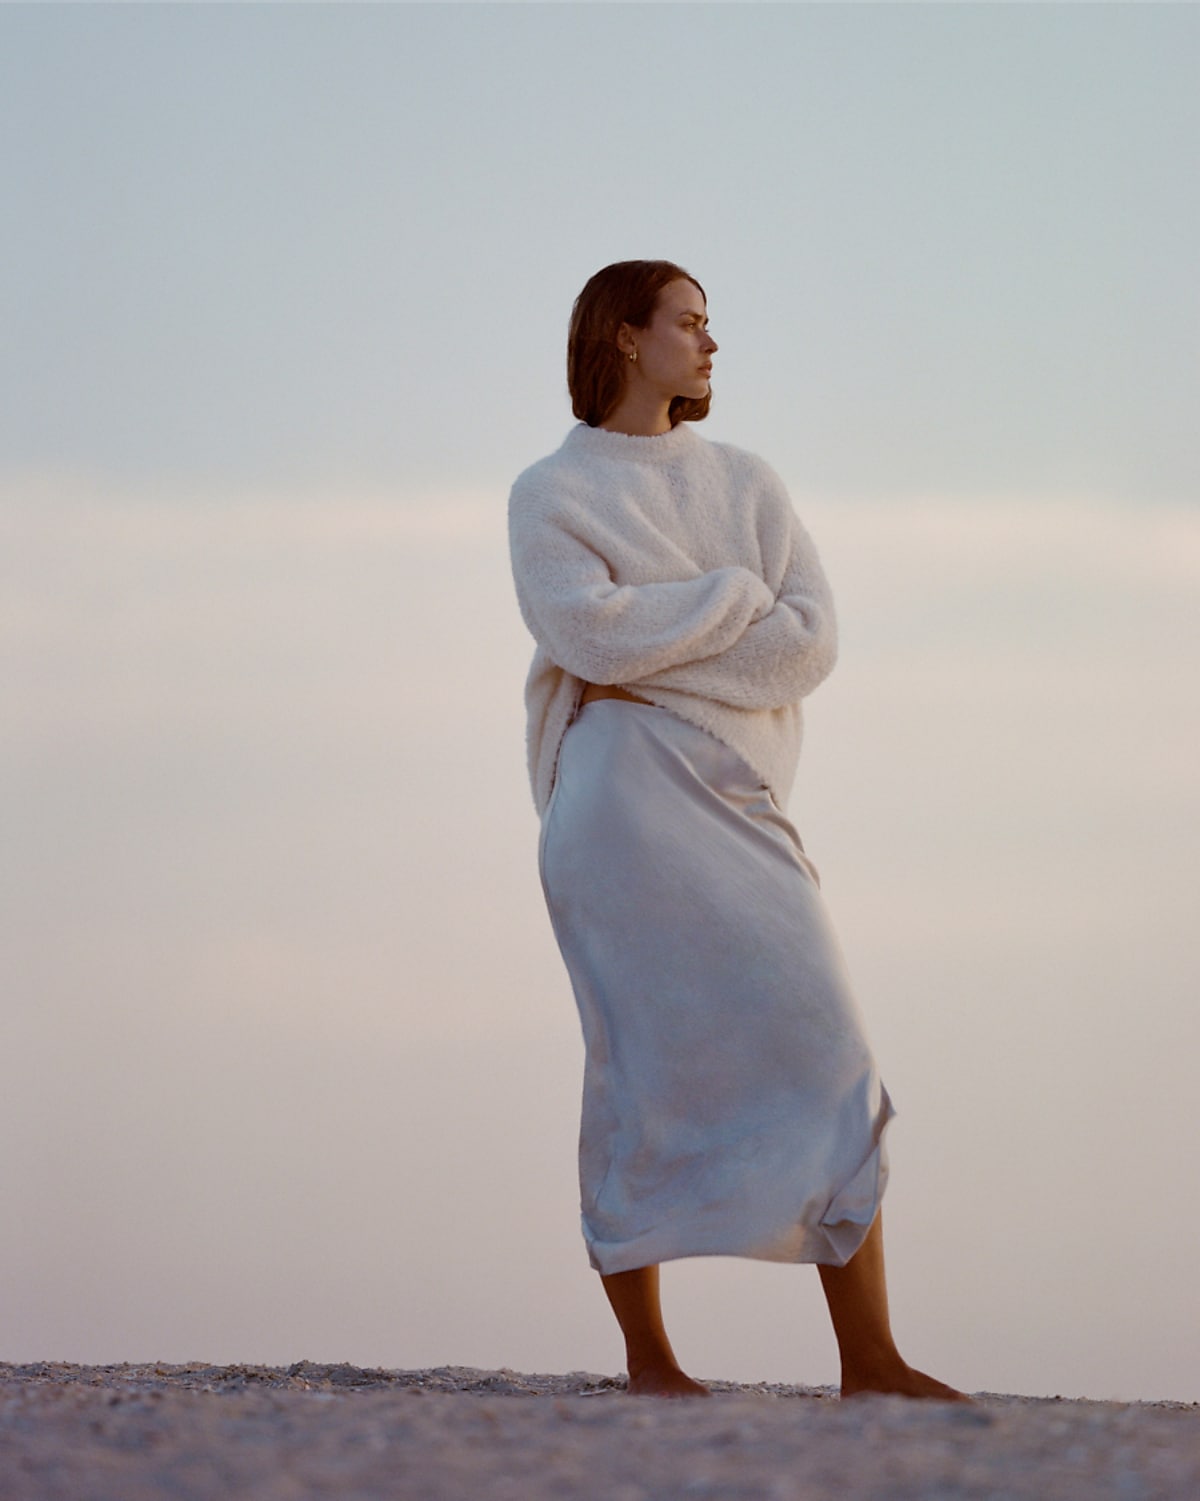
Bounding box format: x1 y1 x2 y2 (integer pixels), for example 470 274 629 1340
579 683 651 708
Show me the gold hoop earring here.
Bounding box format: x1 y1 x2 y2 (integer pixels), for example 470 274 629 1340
628 350 638 363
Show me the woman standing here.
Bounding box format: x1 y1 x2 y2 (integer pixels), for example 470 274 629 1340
508 261 965 1401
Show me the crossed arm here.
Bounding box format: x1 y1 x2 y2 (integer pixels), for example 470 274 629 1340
511 511 837 714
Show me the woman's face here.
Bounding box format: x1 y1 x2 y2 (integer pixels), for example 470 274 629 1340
622 278 718 403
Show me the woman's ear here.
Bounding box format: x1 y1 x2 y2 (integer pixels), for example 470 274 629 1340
615 323 637 359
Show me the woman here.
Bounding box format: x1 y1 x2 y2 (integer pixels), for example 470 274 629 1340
508 260 965 1401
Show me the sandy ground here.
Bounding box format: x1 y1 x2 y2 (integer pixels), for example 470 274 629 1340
1 1362 1197 1500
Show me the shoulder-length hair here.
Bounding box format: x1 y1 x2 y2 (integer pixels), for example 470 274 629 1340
567 260 711 429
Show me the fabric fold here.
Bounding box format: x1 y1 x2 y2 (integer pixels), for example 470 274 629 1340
539 700 893 1276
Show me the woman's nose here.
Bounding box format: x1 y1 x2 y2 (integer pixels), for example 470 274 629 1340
704 331 718 353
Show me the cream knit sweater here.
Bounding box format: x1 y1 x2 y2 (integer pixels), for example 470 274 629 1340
508 421 838 814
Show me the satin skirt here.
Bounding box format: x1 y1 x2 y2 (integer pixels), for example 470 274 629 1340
538 700 894 1276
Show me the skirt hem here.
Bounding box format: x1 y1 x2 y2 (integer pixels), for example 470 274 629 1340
585 1088 896 1276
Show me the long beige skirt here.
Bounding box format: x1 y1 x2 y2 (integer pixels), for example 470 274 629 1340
538 699 893 1276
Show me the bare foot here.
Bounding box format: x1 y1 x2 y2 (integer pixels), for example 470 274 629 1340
626 1366 711 1398
842 1361 972 1403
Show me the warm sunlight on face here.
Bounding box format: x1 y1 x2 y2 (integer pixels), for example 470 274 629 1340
623 278 718 404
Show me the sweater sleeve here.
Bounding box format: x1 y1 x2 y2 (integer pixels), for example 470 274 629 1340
628 511 838 710
509 497 775 685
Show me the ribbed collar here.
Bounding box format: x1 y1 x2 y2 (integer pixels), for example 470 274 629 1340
563 421 700 465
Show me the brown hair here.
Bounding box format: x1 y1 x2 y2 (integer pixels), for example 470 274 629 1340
567 260 711 428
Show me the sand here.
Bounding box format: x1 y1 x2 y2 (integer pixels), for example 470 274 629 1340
1 1362 1197 1500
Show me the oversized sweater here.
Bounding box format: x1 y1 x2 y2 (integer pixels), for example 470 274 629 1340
508 421 838 815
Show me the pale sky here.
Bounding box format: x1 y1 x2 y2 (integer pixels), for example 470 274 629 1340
3 4 1199 1402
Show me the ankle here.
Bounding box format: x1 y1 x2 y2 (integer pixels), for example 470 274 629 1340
839 1340 905 1385
627 1352 683 1381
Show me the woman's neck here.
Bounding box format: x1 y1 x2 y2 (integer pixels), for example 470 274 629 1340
600 389 673 437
